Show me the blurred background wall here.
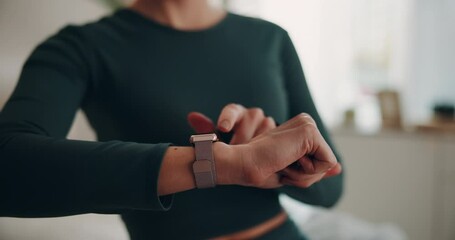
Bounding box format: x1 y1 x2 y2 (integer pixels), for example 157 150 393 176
228 0 455 128
3 0 454 129
1 0 454 240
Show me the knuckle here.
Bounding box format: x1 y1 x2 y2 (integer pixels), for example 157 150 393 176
302 122 318 132
265 118 275 128
225 104 246 118
297 112 310 120
250 108 264 117
226 103 237 108
225 103 240 112
236 103 246 110
296 113 316 124
297 124 318 141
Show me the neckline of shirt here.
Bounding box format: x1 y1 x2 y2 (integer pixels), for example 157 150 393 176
116 8 233 34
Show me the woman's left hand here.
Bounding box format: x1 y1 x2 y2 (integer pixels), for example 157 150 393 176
187 103 276 144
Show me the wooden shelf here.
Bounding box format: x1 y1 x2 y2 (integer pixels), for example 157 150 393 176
415 120 455 133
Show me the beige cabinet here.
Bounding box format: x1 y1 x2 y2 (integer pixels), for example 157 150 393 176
332 130 455 240
439 141 455 240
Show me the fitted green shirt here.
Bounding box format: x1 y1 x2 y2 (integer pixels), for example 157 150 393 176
0 9 343 239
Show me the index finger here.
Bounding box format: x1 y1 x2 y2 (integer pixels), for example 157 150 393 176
217 103 246 132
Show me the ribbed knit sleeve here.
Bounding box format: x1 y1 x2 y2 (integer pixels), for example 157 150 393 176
277 31 344 208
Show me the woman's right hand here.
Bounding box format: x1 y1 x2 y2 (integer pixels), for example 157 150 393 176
215 113 340 189
159 113 340 196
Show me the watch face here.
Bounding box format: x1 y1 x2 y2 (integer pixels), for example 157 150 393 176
189 133 218 143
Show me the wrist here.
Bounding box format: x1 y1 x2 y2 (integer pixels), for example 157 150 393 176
158 146 195 196
213 141 248 185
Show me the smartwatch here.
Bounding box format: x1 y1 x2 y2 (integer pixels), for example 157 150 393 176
189 133 218 188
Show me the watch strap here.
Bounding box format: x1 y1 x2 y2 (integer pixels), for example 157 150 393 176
191 134 217 188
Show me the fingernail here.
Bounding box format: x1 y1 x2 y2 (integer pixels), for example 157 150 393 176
220 120 230 131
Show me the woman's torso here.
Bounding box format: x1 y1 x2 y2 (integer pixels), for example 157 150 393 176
79 9 295 239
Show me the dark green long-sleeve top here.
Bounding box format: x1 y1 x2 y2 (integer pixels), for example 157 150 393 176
0 9 343 239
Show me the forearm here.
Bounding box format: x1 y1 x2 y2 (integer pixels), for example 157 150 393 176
1 109 339 216
158 146 196 196
0 127 172 217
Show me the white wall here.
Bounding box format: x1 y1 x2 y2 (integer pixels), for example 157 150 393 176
0 0 108 108
228 0 455 127
406 0 455 122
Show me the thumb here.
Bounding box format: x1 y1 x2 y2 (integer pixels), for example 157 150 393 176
187 112 216 134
